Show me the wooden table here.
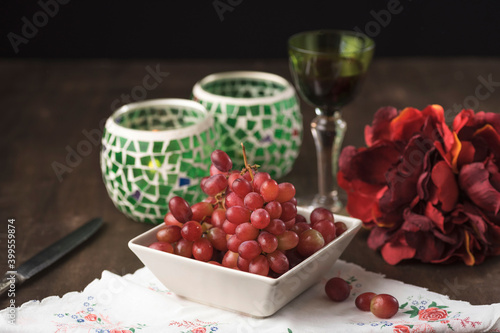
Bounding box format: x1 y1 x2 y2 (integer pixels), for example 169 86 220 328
1 58 500 310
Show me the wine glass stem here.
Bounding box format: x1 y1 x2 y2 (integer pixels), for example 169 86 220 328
311 110 346 205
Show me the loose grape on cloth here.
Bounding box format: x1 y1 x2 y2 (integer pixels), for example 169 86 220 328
2 260 500 332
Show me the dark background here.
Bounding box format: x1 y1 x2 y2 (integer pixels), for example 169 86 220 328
1 0 500 59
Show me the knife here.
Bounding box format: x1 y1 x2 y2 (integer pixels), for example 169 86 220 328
0 217 103 296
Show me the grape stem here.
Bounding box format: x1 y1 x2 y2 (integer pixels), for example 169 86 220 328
241 143 259 180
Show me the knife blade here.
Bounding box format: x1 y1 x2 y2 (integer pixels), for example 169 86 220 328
0 217 103 296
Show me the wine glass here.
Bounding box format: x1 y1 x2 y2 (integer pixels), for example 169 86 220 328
288 30 374 212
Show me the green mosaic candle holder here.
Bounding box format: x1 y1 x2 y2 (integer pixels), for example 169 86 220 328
192 71 303 179
100 99 215 224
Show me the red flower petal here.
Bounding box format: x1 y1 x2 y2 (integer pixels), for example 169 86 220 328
421 105 455 151
425 202 446 233
365 106 399 146
431 160 459 212
473 124 500 159
459 163 500 214
380 232 416 265
367 226 394 250
452 109 475 133
389 107 424 142
340 143 401 185
341 176 386 223
456 141 476 171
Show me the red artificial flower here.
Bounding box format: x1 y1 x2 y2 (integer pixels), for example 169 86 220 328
339 105 500 265
418 307 448 321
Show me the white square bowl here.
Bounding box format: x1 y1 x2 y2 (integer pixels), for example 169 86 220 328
128 207 362 318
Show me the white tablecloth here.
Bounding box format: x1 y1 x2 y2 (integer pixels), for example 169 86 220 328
2 260 500 332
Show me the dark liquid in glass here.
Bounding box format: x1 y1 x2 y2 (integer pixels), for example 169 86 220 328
294 56 364 113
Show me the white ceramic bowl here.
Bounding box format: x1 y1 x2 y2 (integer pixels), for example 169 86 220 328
128 207 362 318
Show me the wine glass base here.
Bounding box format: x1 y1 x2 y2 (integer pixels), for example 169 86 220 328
309 192 343 213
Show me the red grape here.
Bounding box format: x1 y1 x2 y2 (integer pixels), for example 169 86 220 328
267 250 289 274
257 231 278 253
264 218 286 235
168 196 193 223
156 225 182 243
227 234 244 253
211 208 226 228
148 241 174 253
238 240 262 260
227 171 242 189
249 255 270 276
252 172 271 191
297 229 325 257
244 192 265 211
201 173 228 196
181 221 203 242
355 292 376 311
192 238 213 262
222 250 239 268
191 202 213 222
276 182 296 203
237 256 251 271
295 214 307 223
277 230 300 251
283 218 296 229
232 178 253 198
260 179 279 202
225 192 244 207
174 239 193 257
211 149 232 172
235 222 259 241
226 206 251 225
370 294 399 319
250 208 271 229
312 220 337 244
265 201 282 219
334 222 348 236
210 164 227 176
280 201 297 221
310 207 334 224
206 227 227 251
222 219 238 234
164 212 183 227
325 277 350 302
290 222 312 235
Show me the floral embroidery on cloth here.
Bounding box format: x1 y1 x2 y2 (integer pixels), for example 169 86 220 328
168 319 220 333
52 296 146 333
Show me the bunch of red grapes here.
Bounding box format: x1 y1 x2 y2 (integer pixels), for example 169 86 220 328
149 148 347 277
